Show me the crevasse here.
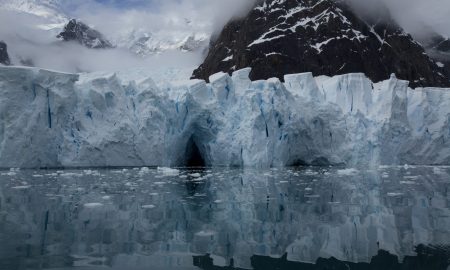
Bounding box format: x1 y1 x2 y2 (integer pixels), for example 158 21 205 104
0 66 449 168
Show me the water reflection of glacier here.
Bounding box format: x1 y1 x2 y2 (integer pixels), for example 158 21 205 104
0 166 449 269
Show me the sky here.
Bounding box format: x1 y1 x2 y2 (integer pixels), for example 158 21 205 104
69 0 256 33
74 0 450 35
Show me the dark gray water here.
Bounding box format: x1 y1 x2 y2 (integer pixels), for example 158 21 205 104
0 166 449 270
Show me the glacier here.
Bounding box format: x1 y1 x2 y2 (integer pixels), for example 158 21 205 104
0 66 449 168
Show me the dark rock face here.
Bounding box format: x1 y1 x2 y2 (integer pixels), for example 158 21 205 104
419 33 450 78
57 19 113 49
193 0 450 88
423 34 450 53
0 41 11 66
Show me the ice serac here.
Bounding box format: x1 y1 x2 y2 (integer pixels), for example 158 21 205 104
1 66 450 168
284 72 324 102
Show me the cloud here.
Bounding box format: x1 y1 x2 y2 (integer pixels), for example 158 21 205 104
345 0 450 37
382 0 450 37
70 0 256 36
0 9 204 78
1 0 450 76
0 0 257 76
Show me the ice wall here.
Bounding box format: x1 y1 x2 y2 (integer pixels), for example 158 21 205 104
0 66 449 168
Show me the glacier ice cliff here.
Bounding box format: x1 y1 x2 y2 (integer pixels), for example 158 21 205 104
0 66 449 168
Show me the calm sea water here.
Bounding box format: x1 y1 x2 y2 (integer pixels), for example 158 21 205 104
0 166 449 270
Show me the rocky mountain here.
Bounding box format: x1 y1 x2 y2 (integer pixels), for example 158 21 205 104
0 41 10 65
418 32 450 78
57 19 114 49
193 0 450 88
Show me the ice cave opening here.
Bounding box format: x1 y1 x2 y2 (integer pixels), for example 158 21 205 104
185 137 206 167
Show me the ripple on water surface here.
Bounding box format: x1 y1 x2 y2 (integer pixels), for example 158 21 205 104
0 166 449 269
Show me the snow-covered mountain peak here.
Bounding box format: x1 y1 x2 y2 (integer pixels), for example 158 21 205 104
57 19 114 49
113 27 210 56
0 0 67 25
193 0 450 87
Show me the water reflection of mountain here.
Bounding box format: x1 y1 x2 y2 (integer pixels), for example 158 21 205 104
195 247 450 270
0 166 449 269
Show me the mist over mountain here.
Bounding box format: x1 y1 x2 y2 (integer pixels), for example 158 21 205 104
0 0 449 85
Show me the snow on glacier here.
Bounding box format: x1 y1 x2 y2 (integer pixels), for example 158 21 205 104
0 66 449 168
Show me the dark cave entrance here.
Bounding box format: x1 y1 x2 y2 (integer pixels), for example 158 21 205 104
185 137 206 167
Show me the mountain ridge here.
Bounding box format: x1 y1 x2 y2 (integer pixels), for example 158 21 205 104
192 0 450 87
57 19 114 49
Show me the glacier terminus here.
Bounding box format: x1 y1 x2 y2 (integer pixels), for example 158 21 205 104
0 66 449 168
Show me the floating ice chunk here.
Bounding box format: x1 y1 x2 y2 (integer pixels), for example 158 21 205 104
387 192 403 197
11 185 31 189
304 170 318 176
400 181 416 185
60 172 83 177
157 167 180 176
83 170 100 176
195 230 216 237
337 168 359 175
138 167 151 176
433 167 445 175
83 203 103 208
